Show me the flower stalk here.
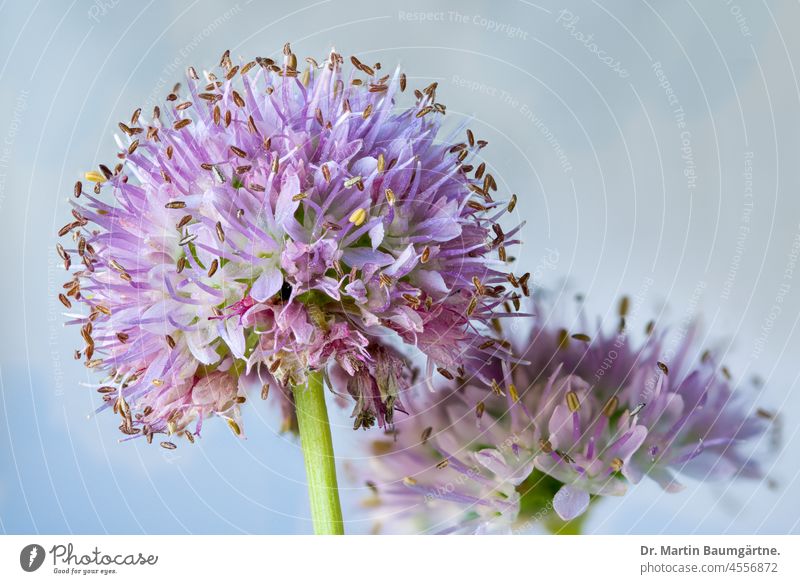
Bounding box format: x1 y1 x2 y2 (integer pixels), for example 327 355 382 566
294 370 344 535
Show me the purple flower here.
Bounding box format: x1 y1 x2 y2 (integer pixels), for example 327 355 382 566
352 297 771 533
57 46 522 445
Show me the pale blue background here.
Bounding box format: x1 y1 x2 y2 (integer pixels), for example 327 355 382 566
1 0 799 534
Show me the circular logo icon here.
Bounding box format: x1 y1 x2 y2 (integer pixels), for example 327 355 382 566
19 544 45 572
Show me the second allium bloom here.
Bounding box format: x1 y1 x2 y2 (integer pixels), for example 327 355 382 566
58 46 522 444
355 298 771 534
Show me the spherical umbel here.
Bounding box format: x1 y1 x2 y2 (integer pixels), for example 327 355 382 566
58 46 524 446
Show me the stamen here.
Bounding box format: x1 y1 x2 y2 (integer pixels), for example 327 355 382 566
343 176 362 188
466 296 478 316
348 208 367 226
619 296 630 317
490 379 505 396
507 194 517 212
207 259 218 277
566 391 580 412
84 170 105 183
178 233 198 246
420 427 432 444
602 396 619 418
436 367 454 380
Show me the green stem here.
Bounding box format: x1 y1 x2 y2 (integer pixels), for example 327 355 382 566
293 370 344 535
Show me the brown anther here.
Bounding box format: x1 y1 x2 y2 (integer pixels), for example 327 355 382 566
436 367 454 380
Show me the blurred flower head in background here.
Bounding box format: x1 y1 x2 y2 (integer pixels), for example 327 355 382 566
353 296 774 534
56 45 523 446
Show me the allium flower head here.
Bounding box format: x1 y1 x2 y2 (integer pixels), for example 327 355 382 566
57 46 522 446
354 297 771 534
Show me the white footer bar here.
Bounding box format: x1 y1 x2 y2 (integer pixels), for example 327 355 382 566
1 535 798 582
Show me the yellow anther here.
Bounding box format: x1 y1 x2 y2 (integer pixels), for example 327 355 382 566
566 390 580 412
603 396 619 418
227 418 241 436
348 208 367 226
